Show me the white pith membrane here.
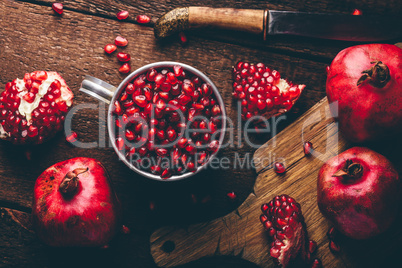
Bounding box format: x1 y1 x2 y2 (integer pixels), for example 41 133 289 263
16 72 73 124
277 223 305 267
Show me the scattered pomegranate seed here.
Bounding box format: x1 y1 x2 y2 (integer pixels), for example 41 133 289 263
149 201 155 211
136 15 150 24
352 9 362 15
116 10 129 20
273 162 286 174
329 240 341 253
227 192 237 200
311 258 322 268
66 131 78 143
117 52 131 62
119 63 131 74
115 36 128 47
104 44 117 54
303 141 313 156
201 195 211 204
309 240 317 254
191 194 198 204
25 150 32 161
327 227 338 240
121 225 130 234
52 3 63 15
179 32 188 46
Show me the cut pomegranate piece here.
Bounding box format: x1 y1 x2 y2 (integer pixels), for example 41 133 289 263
116 10 129 20
52 3 63 15
136 15 150 24
117 52 131 62
0 71 73 144
104 44 117 54
119 63 131 74
115 36 128 47
233 61 305 123
260 195 309 267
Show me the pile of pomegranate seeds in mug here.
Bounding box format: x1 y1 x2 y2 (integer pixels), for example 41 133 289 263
112 65 223 179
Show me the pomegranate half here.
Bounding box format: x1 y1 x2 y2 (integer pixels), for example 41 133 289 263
32 157 121 247
326 44 402 143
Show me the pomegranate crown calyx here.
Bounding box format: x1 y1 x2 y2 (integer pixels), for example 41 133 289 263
332 159 363 179
357 61 390 88
59 167 89 197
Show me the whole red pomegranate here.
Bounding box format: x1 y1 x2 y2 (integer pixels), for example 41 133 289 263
0 71 74 144
317 147 400 240
326 44 402 142
32 158 121 247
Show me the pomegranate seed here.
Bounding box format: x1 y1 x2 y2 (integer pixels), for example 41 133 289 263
146 68 157 81
273 162 286 174
329 240 341 253
303 141 313 155
116 10 129 20
179 32 188 45
121 225 130 234
23 92 35 103
119 63 131 74
309 240 317 254
173 65 183 77
136 14 150 24
161 169 172 179
227 192 237 200
52 3 63 15
66 131 78 143
115 36 128 47
125 129 135 140
327 227 338 240
27 125 38 138
116 137 125 150
352 9 362 15
207 140 219 152
104 44 117 54
117 52 131 62
311 258 322 268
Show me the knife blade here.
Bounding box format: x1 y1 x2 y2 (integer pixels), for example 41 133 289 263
154 7 401 42
268 10 401 41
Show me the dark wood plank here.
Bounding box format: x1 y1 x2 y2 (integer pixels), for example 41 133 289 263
17 0 402 60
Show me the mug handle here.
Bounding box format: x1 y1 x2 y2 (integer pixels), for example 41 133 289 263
79 75 117 104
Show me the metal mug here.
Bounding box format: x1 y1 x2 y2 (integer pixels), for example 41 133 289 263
79 61 226 181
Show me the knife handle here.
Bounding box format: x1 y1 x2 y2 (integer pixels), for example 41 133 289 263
154 7 267 40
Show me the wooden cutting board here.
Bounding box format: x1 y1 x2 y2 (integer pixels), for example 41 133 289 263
150 96 402 267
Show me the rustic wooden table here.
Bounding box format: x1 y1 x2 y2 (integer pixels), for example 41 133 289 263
0 0 401 267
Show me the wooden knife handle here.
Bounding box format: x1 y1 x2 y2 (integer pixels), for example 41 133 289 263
189 7 265 35
154 7 267 39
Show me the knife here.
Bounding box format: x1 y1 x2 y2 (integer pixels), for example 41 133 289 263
154 7 401 41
